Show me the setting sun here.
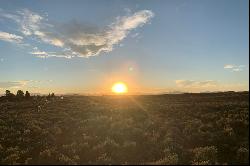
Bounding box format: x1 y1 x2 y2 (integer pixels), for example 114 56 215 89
112 82 128 94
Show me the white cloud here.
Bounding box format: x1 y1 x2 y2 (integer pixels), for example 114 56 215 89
224 64 245 72
1 9 64 47
232 68 243 72
17 9 43 36
61 9 154 57
1 9 154 58
49 38 64 47
224 64 235 69
0 31 23 43
30 50 73 59
17 10 64 47
30 51 48 55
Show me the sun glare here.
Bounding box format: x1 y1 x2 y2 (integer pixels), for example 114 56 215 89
112 82 128 94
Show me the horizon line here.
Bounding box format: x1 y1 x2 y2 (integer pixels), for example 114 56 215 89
0 90 249 97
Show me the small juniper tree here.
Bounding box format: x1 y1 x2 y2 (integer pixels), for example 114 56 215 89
16 90 24 98
5 90 11 97
5 90 15 98
51 93 55 98
25 91 31 99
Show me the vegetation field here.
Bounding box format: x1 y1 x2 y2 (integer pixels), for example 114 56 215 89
0 92 249 165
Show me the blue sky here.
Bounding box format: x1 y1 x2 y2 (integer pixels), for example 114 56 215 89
0 0 249 94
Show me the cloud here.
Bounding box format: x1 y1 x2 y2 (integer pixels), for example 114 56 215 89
173 80 249 92
30 51 48 55
52 9 154 57
0 80 53 90
29 79 53 83
131 32 140 38
0 80 30 89
1 9 64 47
232 68 243 72
175 79 249 92
30 50 74 59
175 80 217 88
17 9 43 36
1 9 154 58
224 64 245 72
0 31 23 43
224 64 235 69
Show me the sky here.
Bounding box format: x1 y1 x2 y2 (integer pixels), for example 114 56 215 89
0 0 249 95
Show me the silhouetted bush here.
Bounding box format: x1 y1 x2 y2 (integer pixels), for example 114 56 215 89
16 90 24 98
191 146 218 165
5 90 15 98
51 93 55 97
25 91 31 99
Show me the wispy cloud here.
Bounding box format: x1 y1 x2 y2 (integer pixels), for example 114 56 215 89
175 80 217 88
1 9 154 58
30 50 74 59
0 80 53 90
224 64 245 72
0 80 30 89
0 31 23 43
224 64 235 69
175 79 248 92
1 9 64 47
64 10 154 57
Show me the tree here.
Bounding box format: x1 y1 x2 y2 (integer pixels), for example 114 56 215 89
16 90 24 98
6 90 13 97
51 93 55 98
5 90 11 96
47 93 51 100
5 90 15 98
25 91 31 98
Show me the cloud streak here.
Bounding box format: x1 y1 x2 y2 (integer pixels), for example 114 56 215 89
175 80 217 88
174 80 248 93
1 9 154 58
0 80 30 89
224 64 245 72
1 9 65 47
175 79 248 92
0 31 23 43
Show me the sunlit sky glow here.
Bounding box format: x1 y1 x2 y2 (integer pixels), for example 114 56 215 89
112 82 128 94
0 0 249 95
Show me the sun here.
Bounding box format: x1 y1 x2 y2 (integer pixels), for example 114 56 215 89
112 82 128 94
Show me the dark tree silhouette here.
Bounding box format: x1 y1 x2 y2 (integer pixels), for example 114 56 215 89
51 93 55 97
16 90 24 98
5 90 11 96
5 90 15 98
25 91 31 98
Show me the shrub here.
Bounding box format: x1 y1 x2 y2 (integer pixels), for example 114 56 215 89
191 146 218 165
